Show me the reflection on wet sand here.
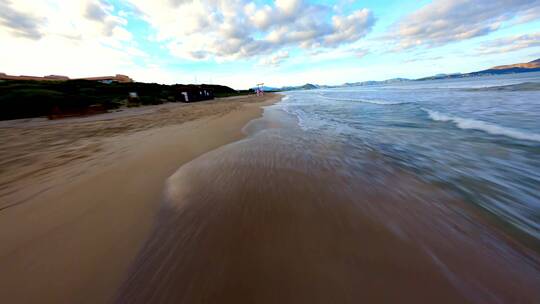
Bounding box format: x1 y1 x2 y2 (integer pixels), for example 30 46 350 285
117 112 540 304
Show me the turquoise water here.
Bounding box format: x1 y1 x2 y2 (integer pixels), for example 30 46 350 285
276 72 540 241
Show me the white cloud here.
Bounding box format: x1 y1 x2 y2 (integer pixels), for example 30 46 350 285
0 0 377 87
351 48 369 59
212 63 378 89
388 0 540 50
477 32 540 55
0 0 44 39
325 9 373 46
403 55 443 63
276 0 302 15
259 50 289 66
0 0 150 81
127 0 374 61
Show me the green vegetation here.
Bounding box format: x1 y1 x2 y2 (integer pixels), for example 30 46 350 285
0 80 239 120
215 89 254 98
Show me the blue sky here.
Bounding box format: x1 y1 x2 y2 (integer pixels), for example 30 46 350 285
1 0 539 89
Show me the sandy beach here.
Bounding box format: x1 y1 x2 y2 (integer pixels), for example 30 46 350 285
2 1 539 302
1 91 539 304
0 94 280 304
115 103 540 304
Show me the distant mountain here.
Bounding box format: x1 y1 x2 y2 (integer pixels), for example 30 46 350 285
300 83 318 90
418 58 540 81
430 73 462 78
343 78 411 87
249 83 320 92
252 86 280 92
263 58 540 91
278 83 320 91
268 79 412 91
491 58 540 70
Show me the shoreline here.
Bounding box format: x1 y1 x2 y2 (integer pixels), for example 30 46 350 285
116 101 540 303
0 94 281 304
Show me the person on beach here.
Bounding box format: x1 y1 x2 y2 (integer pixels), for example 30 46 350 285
256 83 264 96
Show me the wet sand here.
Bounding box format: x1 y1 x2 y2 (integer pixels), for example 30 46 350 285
0 94 280 304
2 93 539 303
117 109 540 303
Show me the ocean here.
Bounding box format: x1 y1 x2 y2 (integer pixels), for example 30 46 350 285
117 73 540 303
276 72 540 241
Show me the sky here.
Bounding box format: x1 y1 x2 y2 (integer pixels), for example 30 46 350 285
0 0 539 89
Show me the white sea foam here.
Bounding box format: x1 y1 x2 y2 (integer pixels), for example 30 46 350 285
423 108 540 142
277 103 312 131
277 100 347 132
318 94 410 105
355 98 410 105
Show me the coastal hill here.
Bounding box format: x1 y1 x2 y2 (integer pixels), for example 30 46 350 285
267 58 540 90
280 83 319 91
253 83 320 92
0 77 241 120
418 58 540 80
492 58 540 70
342 78 410 87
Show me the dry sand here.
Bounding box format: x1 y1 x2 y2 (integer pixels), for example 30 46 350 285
0 94 281 304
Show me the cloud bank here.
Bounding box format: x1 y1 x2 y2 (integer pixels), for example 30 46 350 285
477 32 540 55
389 0 540 50
1 0 539 88
128 0 375 61
0 0 44 39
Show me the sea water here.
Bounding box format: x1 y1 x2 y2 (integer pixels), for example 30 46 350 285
118 73 540 303
275 72 540 241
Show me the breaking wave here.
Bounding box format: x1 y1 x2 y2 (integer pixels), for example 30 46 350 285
318 94 411 105
423 108 540 142
466 82 540 92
